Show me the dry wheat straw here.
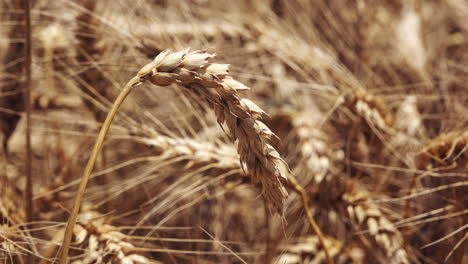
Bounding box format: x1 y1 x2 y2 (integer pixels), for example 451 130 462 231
22 0 33 242
20 1 468 263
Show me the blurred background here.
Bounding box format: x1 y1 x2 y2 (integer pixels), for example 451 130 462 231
0 0 467 263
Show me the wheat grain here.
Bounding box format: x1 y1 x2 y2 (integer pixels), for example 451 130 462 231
140 133 240 169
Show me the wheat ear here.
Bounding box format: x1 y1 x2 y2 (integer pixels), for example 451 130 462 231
70 210 157 264
344 181 409 264
141 48 289 213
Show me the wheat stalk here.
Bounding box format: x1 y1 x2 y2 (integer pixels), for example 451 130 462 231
59 78 138 264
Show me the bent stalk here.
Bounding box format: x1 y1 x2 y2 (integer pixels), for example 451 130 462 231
58 77 140 264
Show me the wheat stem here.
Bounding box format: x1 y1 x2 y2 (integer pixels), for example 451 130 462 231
58 78 139 264
23 2 34 263
286 175 333 264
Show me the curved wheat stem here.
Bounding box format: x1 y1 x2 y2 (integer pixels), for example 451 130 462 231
286 175 333 264
59 77 140 264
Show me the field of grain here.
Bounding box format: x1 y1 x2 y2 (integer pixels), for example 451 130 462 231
0 0 467 263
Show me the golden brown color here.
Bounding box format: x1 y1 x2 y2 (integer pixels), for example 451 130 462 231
0 0 467 263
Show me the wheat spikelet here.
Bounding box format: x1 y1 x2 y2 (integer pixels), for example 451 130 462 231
414 130 467 262
58 48 291 263
67 209 158 264
390 96 425 159
269 109 347 220
343 181 409 264
0 1 466 263
0 175 27 262
132 48 289 213
345 90 394 132
285 110 344 186
417 130 468 170
335 89 397 172
274 235 342 264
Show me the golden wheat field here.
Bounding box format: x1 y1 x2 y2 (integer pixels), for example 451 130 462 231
0 0 467 263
